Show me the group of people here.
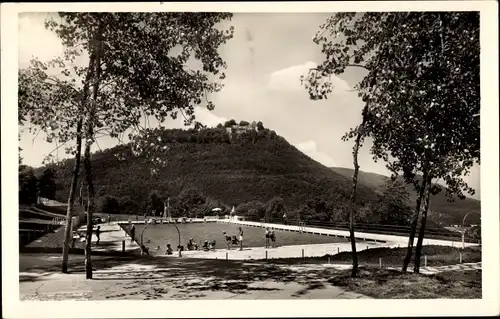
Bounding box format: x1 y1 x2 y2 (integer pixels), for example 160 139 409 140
202 239 217 251
164 238 216 256
265 227 276 248
223 226 244 251
127 223 283 256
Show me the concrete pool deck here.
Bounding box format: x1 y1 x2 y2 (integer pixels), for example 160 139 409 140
173 241 394 260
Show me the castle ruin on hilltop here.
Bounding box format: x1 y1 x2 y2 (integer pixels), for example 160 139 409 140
225 120 260 135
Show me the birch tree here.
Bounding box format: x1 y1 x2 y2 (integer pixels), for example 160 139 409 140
302 12 479 275
19 12 234 278
363 12 479 273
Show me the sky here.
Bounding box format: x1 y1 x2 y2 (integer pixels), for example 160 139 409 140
18 12 480 199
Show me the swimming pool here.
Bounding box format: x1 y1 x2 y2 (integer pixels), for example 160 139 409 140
129 222 348 253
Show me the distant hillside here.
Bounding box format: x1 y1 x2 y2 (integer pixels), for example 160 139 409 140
48 125 379 217
330 167 481 226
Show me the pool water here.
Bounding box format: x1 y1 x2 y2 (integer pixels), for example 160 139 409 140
130 222 348 253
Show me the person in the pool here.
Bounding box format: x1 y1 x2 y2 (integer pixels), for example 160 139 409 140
187 238 198 250
165 243 173 255
209 239 216 250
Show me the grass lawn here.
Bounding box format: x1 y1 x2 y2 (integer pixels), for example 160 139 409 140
129 223 348 251
329 267 482 299
265 245 482 268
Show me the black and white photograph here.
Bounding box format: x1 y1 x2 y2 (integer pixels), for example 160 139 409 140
2 1 499 318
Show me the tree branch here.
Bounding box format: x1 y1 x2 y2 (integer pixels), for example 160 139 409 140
345 64 369 70
45 139 71 157
55 139 60 160
179 109 192 126
98 78 117 92
94 137 103 152
32 128 42 145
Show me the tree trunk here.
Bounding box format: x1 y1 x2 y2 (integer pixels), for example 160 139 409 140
61 53 96 274
61 118 83 274
84 22 103 280
347 104 371 278
83 143 95 279
413 175 432 273
348 130 362 277
402 169 429 272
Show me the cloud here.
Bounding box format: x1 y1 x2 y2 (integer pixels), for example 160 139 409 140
268 61 351 92
295 140 339 167
18 13 64 68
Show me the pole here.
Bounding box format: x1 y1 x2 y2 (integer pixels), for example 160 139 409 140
163 201 167 220
79 184 83 206
167 197 171 222
462 232 465 249
140 219 152 246
170 222 181 248
301 249 304 259
460 252 463 264
424 255 427 267
379 258 382 268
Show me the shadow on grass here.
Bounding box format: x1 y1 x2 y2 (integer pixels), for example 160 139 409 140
266 245 482 268
327 266 482 299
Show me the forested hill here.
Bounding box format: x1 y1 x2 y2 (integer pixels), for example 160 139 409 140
330 167 481 225
49 123 378 215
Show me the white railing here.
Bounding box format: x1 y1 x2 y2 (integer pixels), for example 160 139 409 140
226 220 479 247
203 215 221 221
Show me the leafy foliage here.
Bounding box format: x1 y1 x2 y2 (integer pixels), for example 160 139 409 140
19 13 235 276
19 165 39 205
176 187 207 217
236 200 267 220
98 195 120 215
19 12 235 159
331 167 481 225
302 12 480 275
302 12 479 199
37 167 57 200
224 119 237 127
375 179 413 226
266 196 286 221
465 226 481 242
